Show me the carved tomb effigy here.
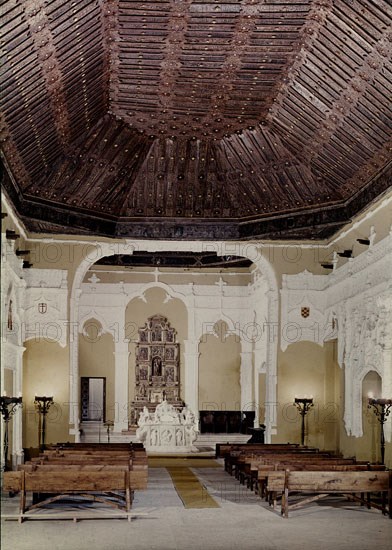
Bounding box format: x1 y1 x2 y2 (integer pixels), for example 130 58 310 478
136 400 199 452
130 315 184 426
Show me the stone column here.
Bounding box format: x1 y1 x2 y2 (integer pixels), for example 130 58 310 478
113 340 129 432
69 289 81 442
265 373 277 443
12 345 25 468
240 343 253 412
379 294 392 442
183 340 200 416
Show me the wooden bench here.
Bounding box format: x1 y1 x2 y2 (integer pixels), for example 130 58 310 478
3 443 148 520
243 457 359 491
223 446 326 472
230 451 337 479
216 443 301 459
3 469 133 521
267 469 392 518
256 462 386 499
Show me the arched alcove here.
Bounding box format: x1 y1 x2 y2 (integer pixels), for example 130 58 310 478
69 240 278 440
23 339 69 449
362 371 382 463
79 319 115 423
277 340 339 449
198 320 241 412
125 287 188 418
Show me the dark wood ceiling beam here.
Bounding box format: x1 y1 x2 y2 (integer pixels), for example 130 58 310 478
341 148 392 197
1 0 390 239
200 1 258 126
110 1 313 139
266 0 332 126
297 28 391 166
0 128 32 189
102 0 119 113
21 0 71 149
156 0 192 122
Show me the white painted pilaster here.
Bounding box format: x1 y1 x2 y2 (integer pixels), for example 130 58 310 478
183 340 200 416
240 345 253 412
113 341 130 432
12 345 25 468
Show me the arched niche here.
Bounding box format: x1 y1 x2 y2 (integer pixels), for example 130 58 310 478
198 320 241 412
69 240 278 440
78 318 115 423
125 287 188 408
277 340 339 449
23 339 69 449
362 371 382 463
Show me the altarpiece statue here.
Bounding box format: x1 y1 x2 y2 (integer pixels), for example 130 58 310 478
130 315 184 425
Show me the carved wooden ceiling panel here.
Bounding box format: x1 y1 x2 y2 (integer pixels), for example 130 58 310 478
1 0 391 240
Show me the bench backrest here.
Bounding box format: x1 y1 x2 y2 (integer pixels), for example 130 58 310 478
267 470 391 492
3 470 129 492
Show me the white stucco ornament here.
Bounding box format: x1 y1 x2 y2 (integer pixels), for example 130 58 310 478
136 400 199 453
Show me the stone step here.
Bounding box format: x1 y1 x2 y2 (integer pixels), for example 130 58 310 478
80 422 250 446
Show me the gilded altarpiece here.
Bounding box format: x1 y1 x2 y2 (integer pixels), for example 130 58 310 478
131 315 183 425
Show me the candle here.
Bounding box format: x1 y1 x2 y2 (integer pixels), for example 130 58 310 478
2 390 7 397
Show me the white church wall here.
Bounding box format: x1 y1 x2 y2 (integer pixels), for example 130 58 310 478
1 232 27 467
281 228 392 444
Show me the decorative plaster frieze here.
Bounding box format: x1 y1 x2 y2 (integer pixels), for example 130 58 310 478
1 239 27 466
70 240 279 442
23 268 68 289
281 231 392 440
23 269 68 347
1 237 24 278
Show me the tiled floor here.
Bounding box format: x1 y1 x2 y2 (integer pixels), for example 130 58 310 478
2 463 391 550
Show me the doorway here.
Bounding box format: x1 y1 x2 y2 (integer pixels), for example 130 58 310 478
81 377 106 421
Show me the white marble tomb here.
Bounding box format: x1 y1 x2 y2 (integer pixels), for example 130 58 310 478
136 400 199 453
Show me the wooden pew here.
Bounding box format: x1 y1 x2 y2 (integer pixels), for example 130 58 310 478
224 448 321 475
216 442 301 459
3 469 133 521
230 450 336 479
243 456 359 491
3 443 148 520
267 469 392 518
30 444 148 490
256 462 385 499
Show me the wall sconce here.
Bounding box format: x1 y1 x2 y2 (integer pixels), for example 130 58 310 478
294 397 314 446
0 394 23 471
367 398 392 465
34 396 54 452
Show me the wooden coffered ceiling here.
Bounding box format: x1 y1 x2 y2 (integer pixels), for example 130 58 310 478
1 0 391 240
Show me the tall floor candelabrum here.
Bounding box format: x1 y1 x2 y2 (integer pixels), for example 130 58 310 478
34 396 54 452
367 398 392 465
1 395 23 471
294 397 314 446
